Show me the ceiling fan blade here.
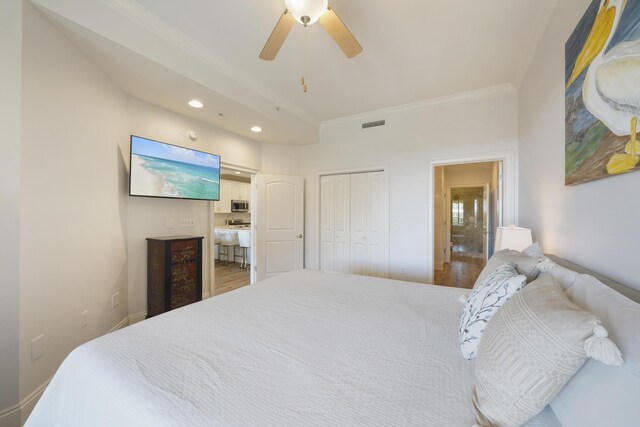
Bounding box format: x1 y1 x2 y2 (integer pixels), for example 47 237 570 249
259 10 296 61
318 7 363 59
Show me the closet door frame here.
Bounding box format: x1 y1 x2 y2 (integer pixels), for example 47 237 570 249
315 166 390 278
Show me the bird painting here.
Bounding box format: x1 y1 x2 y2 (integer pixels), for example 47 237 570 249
565 0 640 185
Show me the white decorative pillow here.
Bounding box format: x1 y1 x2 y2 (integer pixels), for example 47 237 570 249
548 263 578 290
459 263 526 360
521 241 544 257
551 274 640 427
474 249 546 288
472 274 623 427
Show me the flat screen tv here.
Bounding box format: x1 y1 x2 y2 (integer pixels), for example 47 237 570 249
129 135 220 201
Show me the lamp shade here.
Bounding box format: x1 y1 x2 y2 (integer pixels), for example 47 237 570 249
495 226 532 252
284 0 328 24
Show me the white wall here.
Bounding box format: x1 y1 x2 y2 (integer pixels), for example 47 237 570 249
300 86 519 283
261 143 301 175
127 98 263 318
518 0 640 291
19 3 130 420
0 1 22 425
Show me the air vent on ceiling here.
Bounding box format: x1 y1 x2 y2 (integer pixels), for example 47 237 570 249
361 119 386 129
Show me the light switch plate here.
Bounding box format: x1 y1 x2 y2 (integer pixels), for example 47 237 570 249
111 292 120 309
180 218 195 227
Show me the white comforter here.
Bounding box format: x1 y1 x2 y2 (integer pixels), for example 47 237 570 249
27 270 560 426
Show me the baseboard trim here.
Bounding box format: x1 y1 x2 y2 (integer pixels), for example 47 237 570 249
128 311 147 325
16 377 51 425
202 291 211 300
109 316 129 333
0 315 131 425
0 400 20 424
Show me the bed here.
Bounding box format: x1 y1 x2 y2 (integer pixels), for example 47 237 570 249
26 258 638 426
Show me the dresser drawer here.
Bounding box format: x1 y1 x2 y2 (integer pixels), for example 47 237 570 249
171 240 197 263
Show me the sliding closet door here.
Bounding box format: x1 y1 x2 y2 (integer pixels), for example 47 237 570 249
350 174 368 275
333 174 351 273
320 174 351 273
320 176 336 272
350 171 388 278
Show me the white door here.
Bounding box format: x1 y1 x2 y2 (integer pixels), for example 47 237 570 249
320 175 335 272
319 174 351 273
350 171 388 278
256 174 304 281
334 175 351 273
482 183 490 263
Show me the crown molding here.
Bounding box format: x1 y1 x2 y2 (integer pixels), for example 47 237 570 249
321 83 517 128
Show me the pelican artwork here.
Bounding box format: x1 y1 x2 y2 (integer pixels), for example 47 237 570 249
565 0 640 183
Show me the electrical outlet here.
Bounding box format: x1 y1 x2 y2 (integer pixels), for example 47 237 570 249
31 335 44 362
111 292 120 309
180 218 195 227
81 310 88 328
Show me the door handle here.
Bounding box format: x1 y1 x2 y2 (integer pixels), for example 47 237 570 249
296 234 303 238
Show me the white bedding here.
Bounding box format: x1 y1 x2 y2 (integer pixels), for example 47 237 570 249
27 270 560 426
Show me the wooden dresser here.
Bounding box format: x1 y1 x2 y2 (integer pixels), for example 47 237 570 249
146 236 204 318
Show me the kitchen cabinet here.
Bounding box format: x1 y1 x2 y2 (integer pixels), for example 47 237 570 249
230 182 251 202
215 180 251 213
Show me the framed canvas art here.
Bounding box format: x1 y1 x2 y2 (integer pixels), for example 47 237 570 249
565 0 640 185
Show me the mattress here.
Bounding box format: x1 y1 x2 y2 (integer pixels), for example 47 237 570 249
26 270 561 426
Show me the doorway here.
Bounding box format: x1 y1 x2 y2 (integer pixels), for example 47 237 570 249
433 161 503 288
210 166 256 297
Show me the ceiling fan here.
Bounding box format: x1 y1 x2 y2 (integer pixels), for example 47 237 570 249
259 0 363 61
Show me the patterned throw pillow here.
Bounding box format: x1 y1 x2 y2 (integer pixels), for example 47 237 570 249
459 263 526 360
472 274 623 427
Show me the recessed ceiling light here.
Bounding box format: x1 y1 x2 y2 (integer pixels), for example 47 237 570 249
251 126 262 133
235 171 241 175
188 99 204 109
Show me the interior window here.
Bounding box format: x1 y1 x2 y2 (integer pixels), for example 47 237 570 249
452 201 464 226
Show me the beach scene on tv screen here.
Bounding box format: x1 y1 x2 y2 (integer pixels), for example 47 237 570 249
130 136 220 200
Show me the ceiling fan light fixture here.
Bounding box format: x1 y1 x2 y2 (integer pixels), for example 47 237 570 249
284 0 328 25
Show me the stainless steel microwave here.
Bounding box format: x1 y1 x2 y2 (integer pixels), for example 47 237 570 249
231 200 249 212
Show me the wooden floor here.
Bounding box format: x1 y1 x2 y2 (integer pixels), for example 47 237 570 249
434 255 485 289
213 261 250 296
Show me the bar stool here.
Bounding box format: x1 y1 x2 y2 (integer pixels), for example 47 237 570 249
237 230 251 269
213 230 223 263
219 230 239 265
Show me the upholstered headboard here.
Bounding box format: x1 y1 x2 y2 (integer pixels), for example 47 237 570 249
547 254 640 304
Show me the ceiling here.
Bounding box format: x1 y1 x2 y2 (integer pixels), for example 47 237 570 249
31 0 558 145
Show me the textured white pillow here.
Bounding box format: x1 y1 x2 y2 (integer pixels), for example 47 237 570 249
473 274 623 427
551 274 640 427
548 263 578 290
459 263 526 360
521 241 544 257
475 249 546 287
